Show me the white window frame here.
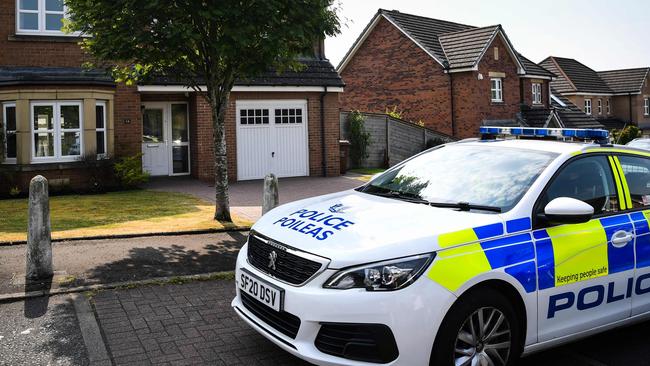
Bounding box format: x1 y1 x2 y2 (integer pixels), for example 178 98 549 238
16 0 80 36
491 78 503 103
584 99 592 115
532 83 542 105
597 99 603 115
96 101 108 158
2 103 17 164
645 98 649 116
607 99 611 114
30 101 83 163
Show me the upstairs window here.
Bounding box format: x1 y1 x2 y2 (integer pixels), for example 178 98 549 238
491 78 503 102
3 103 17 164
584 99 592 115
645 98 649 116
532 83 542 104
607 99 611 114
16 0 76 35
597 99 603 115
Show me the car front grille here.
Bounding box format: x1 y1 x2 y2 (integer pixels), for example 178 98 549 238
247 233 323 285
240 292 301 339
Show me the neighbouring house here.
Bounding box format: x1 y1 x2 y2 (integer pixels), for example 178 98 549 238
338 9 558 139
0 0 344 194
540 56 650 131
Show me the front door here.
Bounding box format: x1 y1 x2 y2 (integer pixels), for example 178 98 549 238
141 102 190 176
534 155 633 342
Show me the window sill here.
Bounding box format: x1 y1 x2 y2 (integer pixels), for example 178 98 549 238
8 33 84 43
0 160 111 172
491 101 505 105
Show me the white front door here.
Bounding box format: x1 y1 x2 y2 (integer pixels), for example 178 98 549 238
142 102 190 176
236 100 309 180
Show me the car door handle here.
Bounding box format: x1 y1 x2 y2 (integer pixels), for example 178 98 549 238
611 230 634 248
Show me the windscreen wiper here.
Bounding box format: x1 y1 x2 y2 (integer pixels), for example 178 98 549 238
427 201 502 213
368 190 432 205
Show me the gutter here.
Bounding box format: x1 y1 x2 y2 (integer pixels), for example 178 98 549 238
629 93 634 124
320 85 328 177
445 62 456 136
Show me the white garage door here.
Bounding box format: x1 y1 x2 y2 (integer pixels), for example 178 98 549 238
236 100 309 180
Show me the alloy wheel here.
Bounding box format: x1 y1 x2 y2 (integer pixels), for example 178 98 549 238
453 307 511 366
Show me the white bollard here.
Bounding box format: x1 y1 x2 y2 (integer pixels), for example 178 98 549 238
26 175 53 280
262 174 279 216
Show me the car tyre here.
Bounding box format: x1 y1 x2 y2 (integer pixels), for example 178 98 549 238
430 287 523 366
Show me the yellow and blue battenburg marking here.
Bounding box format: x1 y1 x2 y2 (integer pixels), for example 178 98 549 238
427 218 536 293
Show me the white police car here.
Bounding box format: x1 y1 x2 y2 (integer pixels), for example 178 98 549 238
232 127 650 366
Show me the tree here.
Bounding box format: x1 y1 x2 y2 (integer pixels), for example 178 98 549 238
611 125 641 145
65 0 340 221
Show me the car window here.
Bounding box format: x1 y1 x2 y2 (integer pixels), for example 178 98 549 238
537 155 619 217
362 145 558 213
619 155 650 209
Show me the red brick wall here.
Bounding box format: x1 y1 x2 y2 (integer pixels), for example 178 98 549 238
0 0 87 67
187 91 340 183
339 17 453 134
452 35 521 138
113 85 142 158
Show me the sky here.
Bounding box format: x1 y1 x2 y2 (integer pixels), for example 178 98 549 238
324 0 650 71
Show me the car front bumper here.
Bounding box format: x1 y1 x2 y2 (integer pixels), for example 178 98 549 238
231 244 458 366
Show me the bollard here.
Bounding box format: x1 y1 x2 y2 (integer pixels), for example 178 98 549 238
262 174 279 215
26 175 53 280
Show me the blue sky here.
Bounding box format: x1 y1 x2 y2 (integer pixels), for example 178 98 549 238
325 0 650 71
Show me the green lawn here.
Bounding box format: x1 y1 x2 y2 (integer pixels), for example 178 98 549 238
0 190 250 242
348 168 386 175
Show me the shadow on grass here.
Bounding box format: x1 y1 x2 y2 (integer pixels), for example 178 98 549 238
81 231 248 285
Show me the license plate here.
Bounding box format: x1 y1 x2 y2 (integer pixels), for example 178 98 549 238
239 268 284 312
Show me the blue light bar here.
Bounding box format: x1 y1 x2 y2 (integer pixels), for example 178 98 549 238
479 126 609 140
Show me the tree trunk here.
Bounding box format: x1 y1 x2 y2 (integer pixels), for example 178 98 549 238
208 85 232 222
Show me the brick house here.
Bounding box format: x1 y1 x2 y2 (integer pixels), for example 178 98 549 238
540 56 650 131
338 9 562 139
0 0 344 193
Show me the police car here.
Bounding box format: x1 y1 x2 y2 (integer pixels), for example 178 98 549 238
232 127 650 366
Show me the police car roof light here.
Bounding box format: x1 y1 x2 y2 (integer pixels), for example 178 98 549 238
479 127 609 143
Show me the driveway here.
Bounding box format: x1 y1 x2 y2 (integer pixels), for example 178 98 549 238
145 176 364 222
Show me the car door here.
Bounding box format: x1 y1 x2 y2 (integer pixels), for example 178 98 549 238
533 154 634 342
614 154 650 316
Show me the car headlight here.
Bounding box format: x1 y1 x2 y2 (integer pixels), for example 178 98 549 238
323 253 436 291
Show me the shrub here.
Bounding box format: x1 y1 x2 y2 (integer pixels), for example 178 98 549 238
611 125 642 145
114 153 149 188
385 106 403 120
347 111 371 167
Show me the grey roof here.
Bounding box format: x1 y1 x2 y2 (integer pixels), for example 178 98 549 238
481 119 520 127
541 57 612 94
518 54 555 78
597 68 650 94
519 108 553 127
380 9 474 64
596 118 628 130
147 59 344 87
539 58 574 93
550 89 605 129
438 25 500 69
0 67 115 86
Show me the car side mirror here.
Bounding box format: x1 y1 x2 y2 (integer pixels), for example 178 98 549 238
543 197 594 224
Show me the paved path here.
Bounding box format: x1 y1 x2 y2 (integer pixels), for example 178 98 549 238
0 232 247 295
0 294 88 365
146 176 364 222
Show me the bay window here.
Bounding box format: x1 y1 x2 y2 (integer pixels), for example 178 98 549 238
31 101 83 162
3 103 17 163
16 0 77 35
491 78 503 102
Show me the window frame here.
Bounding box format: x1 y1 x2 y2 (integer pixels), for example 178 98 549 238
584 99 592 115
532 153 623 229
95 101 107 158
2 102 17 164
532 83 542 105
30 100 84 163
15 0 80 36
644 98 649 116
490 78 503 103
597 99 603 115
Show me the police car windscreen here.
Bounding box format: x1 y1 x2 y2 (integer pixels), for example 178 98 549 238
362 145 558 213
